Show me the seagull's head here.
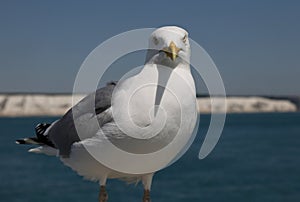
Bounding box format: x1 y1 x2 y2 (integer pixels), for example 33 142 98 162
146 26 191 68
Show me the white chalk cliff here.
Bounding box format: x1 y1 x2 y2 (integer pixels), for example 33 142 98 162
197 97 297 113
0 94 83 117
0 94 297 117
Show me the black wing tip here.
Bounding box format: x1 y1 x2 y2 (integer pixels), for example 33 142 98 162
16 122 55 148
15 139 25 144
35 123 51 136
15 138 39 145
35 123 56 148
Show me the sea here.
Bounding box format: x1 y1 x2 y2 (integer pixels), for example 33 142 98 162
0 113 299 202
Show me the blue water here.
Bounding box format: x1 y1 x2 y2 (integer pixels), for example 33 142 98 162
0 113 300 202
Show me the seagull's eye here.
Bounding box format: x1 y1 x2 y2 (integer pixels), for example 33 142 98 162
153 37 159 45
182 34 187 43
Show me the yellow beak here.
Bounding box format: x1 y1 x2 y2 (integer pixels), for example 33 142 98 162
162 41 181 61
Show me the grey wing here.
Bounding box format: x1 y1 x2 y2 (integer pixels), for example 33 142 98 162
48 82 116 157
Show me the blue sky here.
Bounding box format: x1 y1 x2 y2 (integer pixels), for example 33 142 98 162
0 0 299 95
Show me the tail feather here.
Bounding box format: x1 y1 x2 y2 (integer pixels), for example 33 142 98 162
28 146 58 156
16 123 56 148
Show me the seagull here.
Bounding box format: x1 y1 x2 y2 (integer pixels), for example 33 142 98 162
16 26 197 202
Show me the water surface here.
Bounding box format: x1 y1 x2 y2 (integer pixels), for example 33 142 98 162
0 113 299 201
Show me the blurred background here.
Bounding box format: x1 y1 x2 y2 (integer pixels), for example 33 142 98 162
0 1 299 201
0 1 300 95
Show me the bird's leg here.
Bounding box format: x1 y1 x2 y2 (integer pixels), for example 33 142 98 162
99 176 108 202
142 173 154 202
143 189 151 202
98 185 108 202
